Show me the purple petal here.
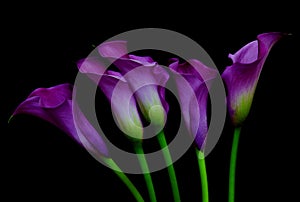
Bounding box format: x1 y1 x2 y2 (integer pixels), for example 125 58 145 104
169 58 218 150
122 64 170 124
72 102 109 158
107 56 157 74
102 73 143 139
129 55 155 65
222 32 284 126
76 57 106 84
77 57 106 75
12 83 109 157
77 58 143 139
27 84 72 108
97 40 129 59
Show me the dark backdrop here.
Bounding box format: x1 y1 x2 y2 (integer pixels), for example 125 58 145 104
2 3 298 202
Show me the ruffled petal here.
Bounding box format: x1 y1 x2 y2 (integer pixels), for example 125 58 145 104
12 83 109 157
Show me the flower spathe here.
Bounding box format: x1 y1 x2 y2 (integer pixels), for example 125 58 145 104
221 32 284 126
169 58 218 150
98 40 169 127
77 57 143 140
11 83 109 157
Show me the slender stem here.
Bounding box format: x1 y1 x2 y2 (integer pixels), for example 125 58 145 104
103 158 144 202
228 127 241 202
196 149 209 202
157 131 181 202
134 143 157 202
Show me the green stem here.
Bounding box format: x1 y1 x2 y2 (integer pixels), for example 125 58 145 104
157 131 181 202
196 149 209 202
228 127 241 202
134 143 157 202
103 158 144 202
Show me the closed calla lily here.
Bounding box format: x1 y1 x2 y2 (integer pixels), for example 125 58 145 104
169 58 218 150
10 83 109 157
98 41 169 127
77 57 143 140
222 32 284 126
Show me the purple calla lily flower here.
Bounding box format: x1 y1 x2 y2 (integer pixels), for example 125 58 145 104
222 32 284 126
169 58 218 150
77 57 143 139
98 41 169 127
11 83 109 157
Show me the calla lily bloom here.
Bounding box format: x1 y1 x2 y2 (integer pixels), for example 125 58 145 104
77 57 143 139
11 83 109 157
98 41 169 127
98 41 180 201
222 32 284 126
169 58 218 150
77 51 161 201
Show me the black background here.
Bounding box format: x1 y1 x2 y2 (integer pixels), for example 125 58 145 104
2 3 298 202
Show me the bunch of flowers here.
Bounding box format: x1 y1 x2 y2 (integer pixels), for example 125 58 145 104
10 32 284 202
